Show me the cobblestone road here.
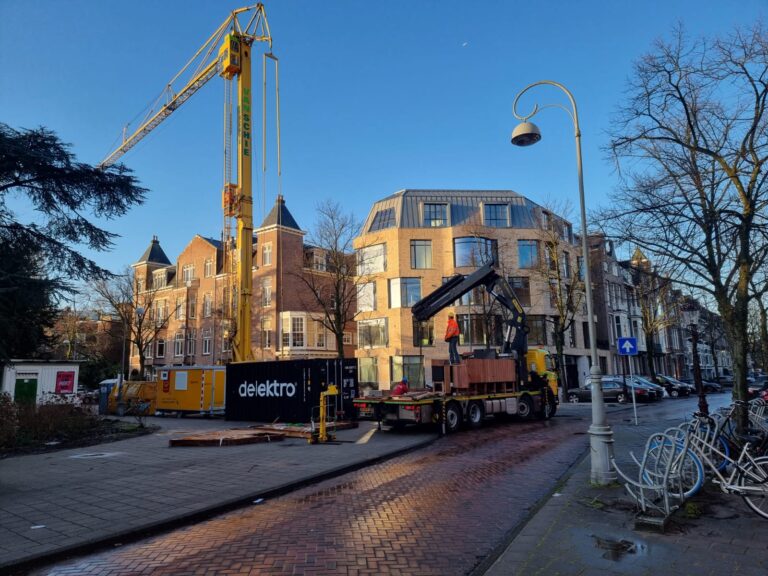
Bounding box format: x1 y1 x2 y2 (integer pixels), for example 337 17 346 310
32 414 590 576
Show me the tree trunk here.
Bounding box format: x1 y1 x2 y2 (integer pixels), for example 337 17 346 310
555 332 567 402
644 331 656 377
760 304 768 374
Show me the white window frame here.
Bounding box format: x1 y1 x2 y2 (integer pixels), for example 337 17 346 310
262 242 272 266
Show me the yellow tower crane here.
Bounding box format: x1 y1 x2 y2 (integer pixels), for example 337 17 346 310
99 4 280 363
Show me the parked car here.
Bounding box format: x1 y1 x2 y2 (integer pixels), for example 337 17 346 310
568 378 630 404
702 380 723 393
654 375 691 398
629 376 665 400
622 379 657 402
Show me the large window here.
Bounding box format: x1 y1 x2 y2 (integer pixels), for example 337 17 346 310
156 339 165 358
262 278 272 307
291 317 305 347
153 271 167 288
186 330 197 356
562 253 572 278
203 293 212 317
202 330 212 355
174 332 184 357
261 278 272 306
357 282 376 312
358 357 378 385
454 237 498 267
357 243 386 275
358 318 388 348
457 314 504 347
315 321 326 348
458 286 484 306
412 318 434 347
262 242 272 266
484 203 508 227
261 318 272 349
410 240 432 269
423 203 448 227
182 264 195 282
369 208 395 232
188 294 196 319
518 240 539 269
389 278 421 308
509 277 531 307
391 356 424 388
175 297 185 320
528 316 548 346
204 258 213 278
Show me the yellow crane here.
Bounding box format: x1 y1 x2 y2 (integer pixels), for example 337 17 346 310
100 4 280 362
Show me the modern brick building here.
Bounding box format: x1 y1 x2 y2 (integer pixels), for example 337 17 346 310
353 189 593 391
129 195 354 378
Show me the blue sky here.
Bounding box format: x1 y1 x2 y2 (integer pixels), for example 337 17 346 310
1 0 765 274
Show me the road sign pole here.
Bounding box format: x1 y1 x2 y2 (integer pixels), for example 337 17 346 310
628 356 637 425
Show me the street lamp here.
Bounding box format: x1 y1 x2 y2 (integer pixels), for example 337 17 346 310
511 80 616 484
682 304 708 415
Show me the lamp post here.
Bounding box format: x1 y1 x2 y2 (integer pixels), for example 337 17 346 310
511 80 615 484
682 305 708 415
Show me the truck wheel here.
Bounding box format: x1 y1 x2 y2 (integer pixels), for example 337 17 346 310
467 401 485 428
517 395 534 420
445 402 462 433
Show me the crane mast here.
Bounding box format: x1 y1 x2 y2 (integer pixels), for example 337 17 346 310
100 4 277 363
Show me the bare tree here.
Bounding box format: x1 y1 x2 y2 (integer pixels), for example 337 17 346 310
93 269 179 378
626 252 679 380
599 24 768 423
527 206 584 392
294 200 361 359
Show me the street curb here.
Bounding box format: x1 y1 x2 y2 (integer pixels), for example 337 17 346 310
3 435 438 575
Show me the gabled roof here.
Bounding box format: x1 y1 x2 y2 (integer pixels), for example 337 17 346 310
136 236 171 266
259 194 301 231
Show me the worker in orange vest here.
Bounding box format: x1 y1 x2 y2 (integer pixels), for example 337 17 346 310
445 313 461 364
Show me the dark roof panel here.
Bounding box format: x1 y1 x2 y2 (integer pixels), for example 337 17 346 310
259 194 301 231
136 236 171 265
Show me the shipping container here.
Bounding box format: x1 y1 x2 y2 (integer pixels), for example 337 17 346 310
226 359 358 423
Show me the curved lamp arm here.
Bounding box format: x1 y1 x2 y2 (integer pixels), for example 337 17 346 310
512 80 579 136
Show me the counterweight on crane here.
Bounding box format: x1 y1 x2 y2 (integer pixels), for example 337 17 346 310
100 4 279 362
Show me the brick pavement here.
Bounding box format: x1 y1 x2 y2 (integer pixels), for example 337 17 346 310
0 417 434 573
23 413 591 576
484 394 768 576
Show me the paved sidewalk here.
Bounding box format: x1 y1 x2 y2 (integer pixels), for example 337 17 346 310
484 397 768 576
0 417 435 572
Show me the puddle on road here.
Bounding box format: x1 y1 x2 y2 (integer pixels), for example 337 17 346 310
591 535 647 561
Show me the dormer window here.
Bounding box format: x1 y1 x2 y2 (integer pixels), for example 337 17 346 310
423 203 448 227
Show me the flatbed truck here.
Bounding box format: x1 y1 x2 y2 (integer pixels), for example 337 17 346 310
354 263 558 433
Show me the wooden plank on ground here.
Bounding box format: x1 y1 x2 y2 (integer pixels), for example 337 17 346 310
169 429 285 447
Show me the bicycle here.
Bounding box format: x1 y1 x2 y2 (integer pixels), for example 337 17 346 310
678 410 768 520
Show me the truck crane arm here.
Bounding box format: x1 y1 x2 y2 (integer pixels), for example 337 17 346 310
411 263 530 372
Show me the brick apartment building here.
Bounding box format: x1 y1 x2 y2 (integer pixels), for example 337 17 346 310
352 189 593 391
129 195 354 378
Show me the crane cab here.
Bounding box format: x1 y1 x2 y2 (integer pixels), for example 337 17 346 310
219 34 242 78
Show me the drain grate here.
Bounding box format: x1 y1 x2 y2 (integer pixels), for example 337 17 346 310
69 452 123 459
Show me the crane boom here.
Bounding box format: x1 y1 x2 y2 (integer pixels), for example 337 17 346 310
99 61 220 168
